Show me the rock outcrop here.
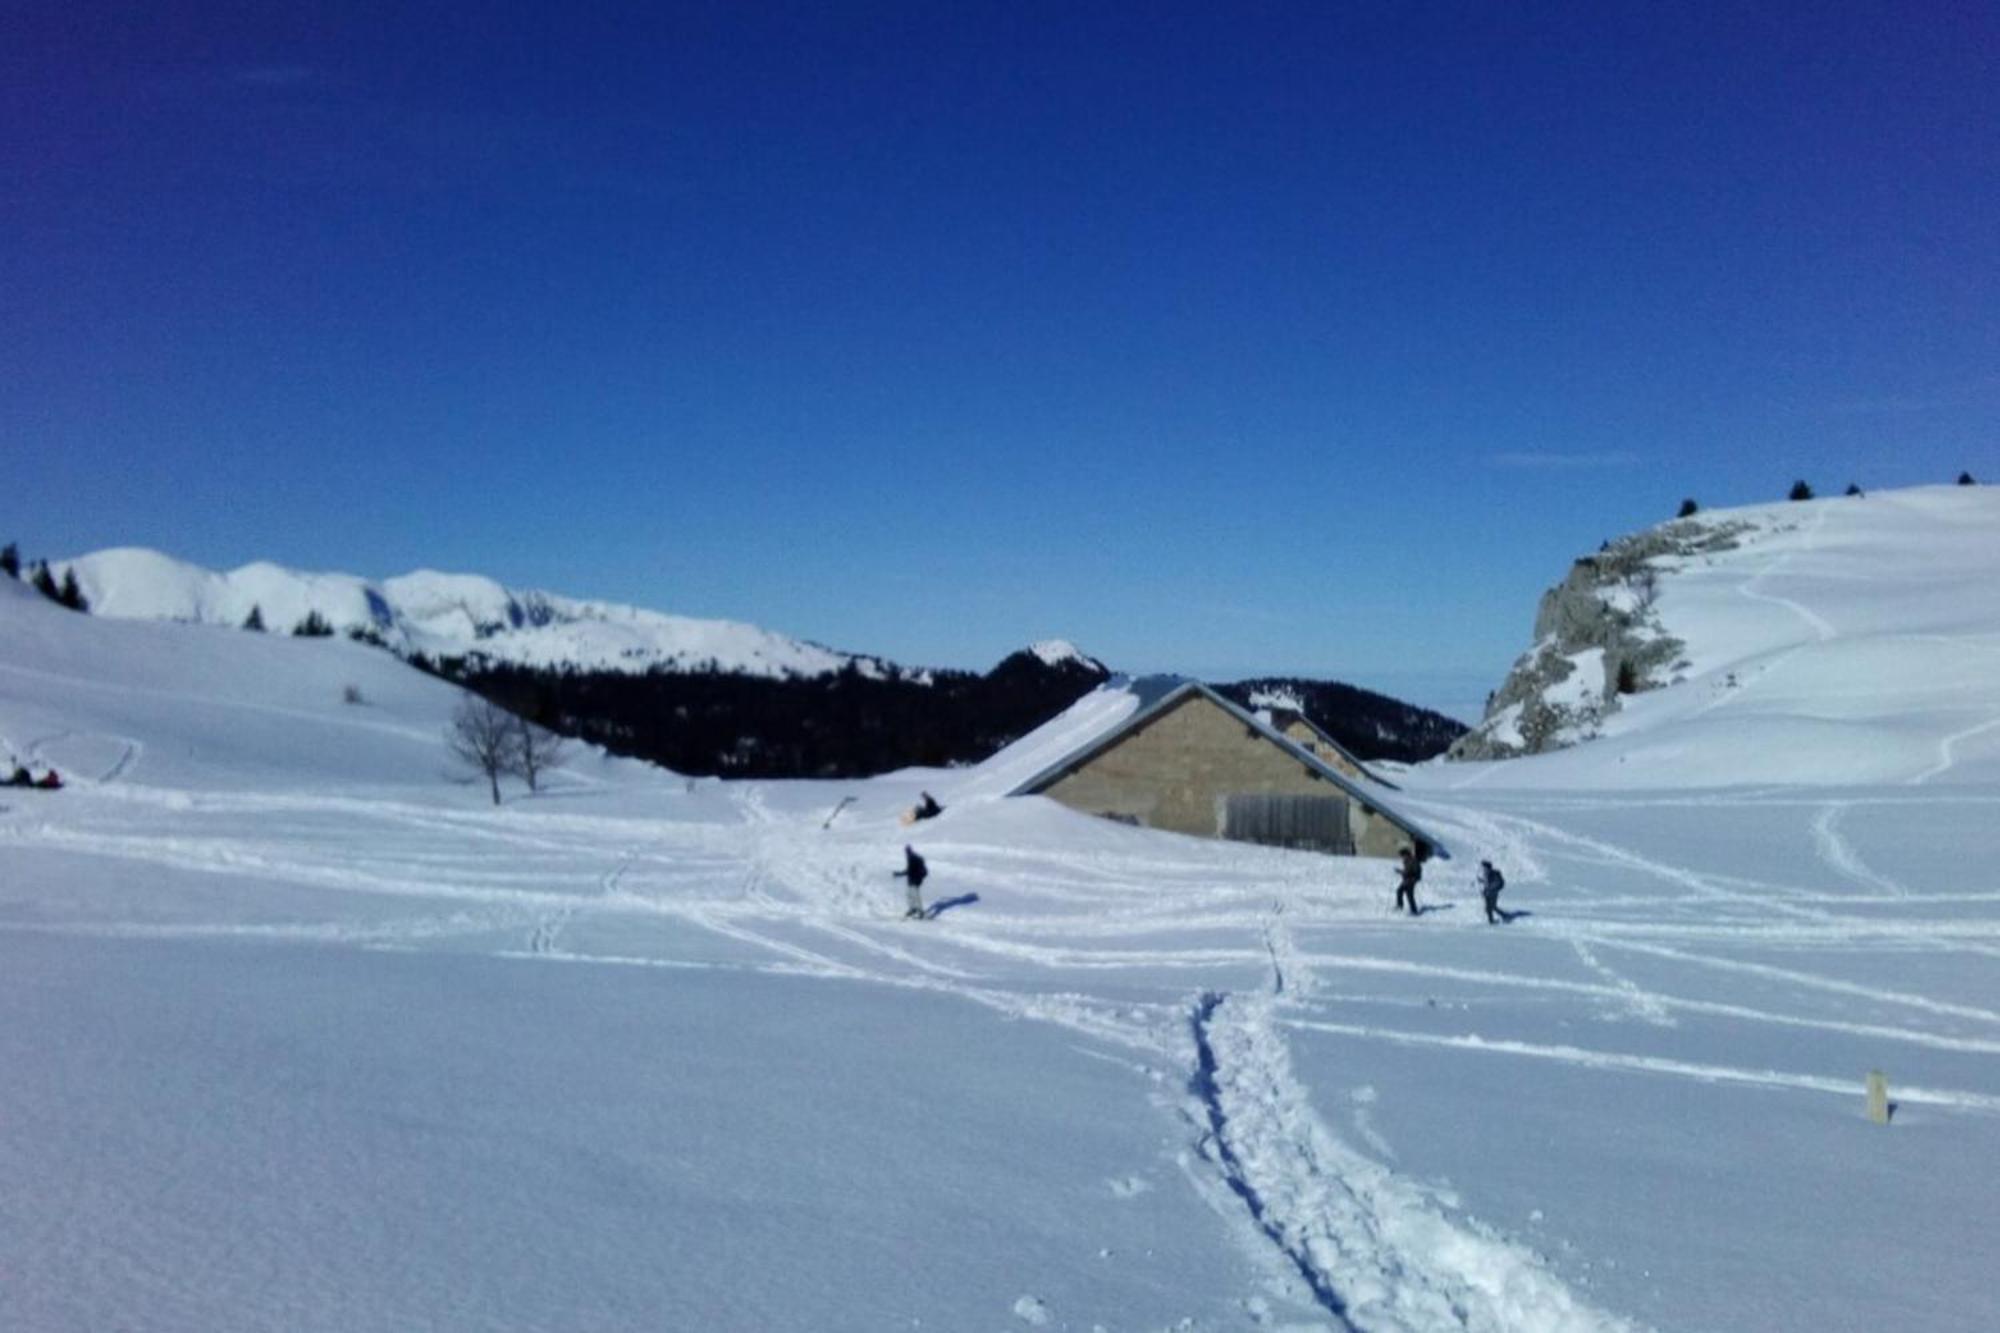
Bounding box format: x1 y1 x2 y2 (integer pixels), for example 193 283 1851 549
1448 518 1751 760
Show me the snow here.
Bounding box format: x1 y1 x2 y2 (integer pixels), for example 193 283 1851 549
1485 699 1527 749
60 546 871 679
1448 486 2000 789
1543 648 1606 715
1030 637 1095 668
1248 685 1307 713
5 484 2000 1331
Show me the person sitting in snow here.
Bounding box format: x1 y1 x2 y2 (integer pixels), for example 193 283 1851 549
913 791 943 821
6 766 30 788
1477 859 1506 924
34 769 62 790
893 845 929 919
1394 845 1422 917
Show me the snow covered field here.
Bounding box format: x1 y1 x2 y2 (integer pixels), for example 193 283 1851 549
5 488 1998 1331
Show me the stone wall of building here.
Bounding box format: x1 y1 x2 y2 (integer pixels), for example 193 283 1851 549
1277 717 1368 781
1038 694 1411 857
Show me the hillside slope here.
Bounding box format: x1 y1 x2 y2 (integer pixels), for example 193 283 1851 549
1440 485 2000 787
0 575 649 793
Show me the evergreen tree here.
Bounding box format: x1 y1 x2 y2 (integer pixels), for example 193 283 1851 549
57 569 88 612
1788 480 1814 501
0 543 18 579
30 562 59 602
1959 471 1978 485
293 610 335 637
1676 498 1699 518
243 604 266 631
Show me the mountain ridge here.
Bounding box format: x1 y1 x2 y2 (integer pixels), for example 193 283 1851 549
60 546 894 680
52 544 1465 777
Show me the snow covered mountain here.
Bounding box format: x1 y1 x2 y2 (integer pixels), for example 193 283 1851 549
58 547 887 679
1446 483 2000 785
8 488 2000 1332
48 547 1467 777
1024 639 1103 671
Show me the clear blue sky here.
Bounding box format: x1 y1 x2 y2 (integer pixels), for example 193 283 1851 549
6 3 1996 719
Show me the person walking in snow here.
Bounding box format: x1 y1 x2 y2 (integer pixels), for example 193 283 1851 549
1394 845 1422 916
894 845 929 920
1477 859 1506 924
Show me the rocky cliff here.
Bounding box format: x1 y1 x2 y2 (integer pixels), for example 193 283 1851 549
1448 517 1752 760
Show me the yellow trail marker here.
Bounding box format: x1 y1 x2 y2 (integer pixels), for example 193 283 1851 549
1866 1070 1890 1125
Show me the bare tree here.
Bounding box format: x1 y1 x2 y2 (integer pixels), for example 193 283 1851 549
511 718 570 794
446 696 522 805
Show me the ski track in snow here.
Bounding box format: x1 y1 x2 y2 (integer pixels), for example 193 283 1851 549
1678 508 1836 726
11 728 143 785
1178 895 1657 1330
8 766 2000 1329
1567 938 1676 1027
1280 1016 2000 1115
1733 506 1838 646
1188 991 1648 1332
1911 713 2000 786
1810 802 1908 898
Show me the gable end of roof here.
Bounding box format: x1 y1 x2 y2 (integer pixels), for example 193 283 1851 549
1008 681 1448 858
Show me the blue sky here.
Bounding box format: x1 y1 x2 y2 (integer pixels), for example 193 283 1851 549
6 3 1995 719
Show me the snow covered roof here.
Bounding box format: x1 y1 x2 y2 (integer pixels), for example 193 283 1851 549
1008 678 1448 857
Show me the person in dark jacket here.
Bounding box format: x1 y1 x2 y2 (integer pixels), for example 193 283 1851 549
1395 846 1421 916
34 769 61 791
1477 860 1506 924
913 791 943 821
894 845 929 919
5 766 29 787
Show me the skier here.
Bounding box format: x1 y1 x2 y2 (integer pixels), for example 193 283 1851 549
1394 845 1422 917
1477 859 1506 924
5 766 29 787
913 791 943 821
34 769 61 791
893 845 929 919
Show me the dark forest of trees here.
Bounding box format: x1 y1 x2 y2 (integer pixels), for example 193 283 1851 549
1214 677 1467 765
415 650 1467 780
421 649 1117 779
